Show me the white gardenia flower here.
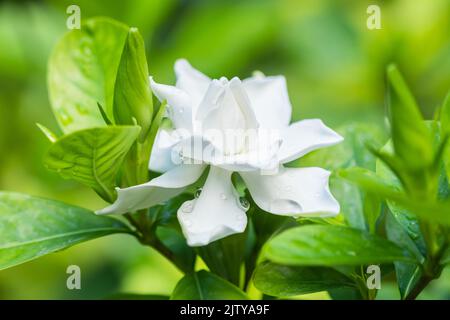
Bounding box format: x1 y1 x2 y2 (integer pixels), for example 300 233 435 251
97 59 343 247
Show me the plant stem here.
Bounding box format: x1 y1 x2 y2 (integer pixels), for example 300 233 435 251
404 275 434 300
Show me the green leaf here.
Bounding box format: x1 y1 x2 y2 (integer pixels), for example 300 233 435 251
264 225 415 266
113 27 153 141
44 126 141 202
253 262 355 297
0 192 131 270
385 212 424 299
156 226 196 273
171 270 248 300
387 64 433 168
197 231 247 287
48 17 129 133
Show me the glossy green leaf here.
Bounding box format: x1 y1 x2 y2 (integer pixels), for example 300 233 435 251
264 225 415 266
48 17 129 133
44 126 141 202
171 270 248 300
156 226 196 273
0 192 131 270
113 28 153 141
197 231 247 286
387 64 433 167
385 212 424 299
253 262 355 297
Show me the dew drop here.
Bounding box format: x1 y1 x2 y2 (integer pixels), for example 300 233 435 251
178 106 184 114
220 193 227 200
184 219 192 227
194 188 203 199
238 197 250 210
181 201 193 213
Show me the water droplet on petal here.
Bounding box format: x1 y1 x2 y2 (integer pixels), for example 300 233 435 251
194 188 202 198
184 219 192 227
238 197 250 210
181 201 193 213
220 193 227 200
178 106 184 114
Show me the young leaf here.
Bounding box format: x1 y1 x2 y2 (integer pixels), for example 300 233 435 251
48 17 129 133
264 225 415 266
171 270 248 300
253 262 355 297
0 192 132 271
387 64 433 167
44 126 141 202
113 28 153 141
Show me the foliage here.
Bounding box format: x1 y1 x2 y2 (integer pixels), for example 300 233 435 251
0 1 449 300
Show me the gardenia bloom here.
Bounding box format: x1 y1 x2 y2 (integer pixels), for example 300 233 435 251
97 59 343 246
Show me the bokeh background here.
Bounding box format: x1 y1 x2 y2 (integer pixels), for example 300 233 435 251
0 0 449 299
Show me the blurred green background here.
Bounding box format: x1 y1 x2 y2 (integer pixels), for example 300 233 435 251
0 0 449 299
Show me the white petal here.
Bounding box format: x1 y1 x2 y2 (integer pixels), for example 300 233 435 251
243 75 292 129
196 77 258 131
177 167 248 246
97 164 206 215
241 166 339 217
150 77 193 130
278 119 343 164
174 59 211 107
149 129 181 173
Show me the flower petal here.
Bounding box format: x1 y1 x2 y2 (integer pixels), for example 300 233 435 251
196 77 258 131
174 59 211 107
177 167 248 246
150 77 193 130
278 119 343 164
96 164 206 215
243 75 292 129
149 129 181 173
241 166 339 217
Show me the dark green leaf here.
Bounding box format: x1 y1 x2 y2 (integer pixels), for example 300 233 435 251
253 262 355 297
385 212 423 299
171 270 248 300
264 225 415 266
156 226 196 273
0 192 131 270
197 231 247 287
44 126 141 202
